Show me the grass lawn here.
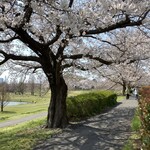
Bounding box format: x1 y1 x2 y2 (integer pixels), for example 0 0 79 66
0 118 61 150
0 93 50 122
117 95 125 102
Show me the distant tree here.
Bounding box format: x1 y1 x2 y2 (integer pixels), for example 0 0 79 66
39 76 42 97
29 75 35 95
36 72 48 97
0 82 9 112
16 79 26 95
8 79 17 93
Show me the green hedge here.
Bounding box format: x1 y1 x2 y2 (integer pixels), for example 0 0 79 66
139 86 150 150
67 90 117 120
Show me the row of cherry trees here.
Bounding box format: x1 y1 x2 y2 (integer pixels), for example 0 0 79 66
92 28 150 95
0 0 149 128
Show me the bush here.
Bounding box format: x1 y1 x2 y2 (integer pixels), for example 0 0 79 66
67 90 117 121
138 86 150 150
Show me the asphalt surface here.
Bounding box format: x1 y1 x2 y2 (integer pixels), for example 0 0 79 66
34 98 138 150
0 112 47 128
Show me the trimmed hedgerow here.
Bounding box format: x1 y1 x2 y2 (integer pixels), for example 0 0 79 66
138 86 150 150
67 90 117 121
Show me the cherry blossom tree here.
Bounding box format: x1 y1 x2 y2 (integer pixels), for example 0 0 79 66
0 0 149 128
93 29 150 95
96 63 143 95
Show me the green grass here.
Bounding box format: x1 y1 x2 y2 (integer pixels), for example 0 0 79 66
0 93 50 122
10 92 50 102
123 110 141 150
68 90 91 97
122 141 133 150
117 96 125 102
131 113 141 132
0 118 61 150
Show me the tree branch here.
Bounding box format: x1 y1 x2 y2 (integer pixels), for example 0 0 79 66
62 61 103 71
12 61 42 73
68 0 74 8
56 39 68 59
0 35 19 43
45 25 62 46
0 50 41 65
62 62 88 71
63 52 150 67
80 10 150 35
94 67 123 85
63 54 113 65
10 28 46 56
19 0 33 28
83 35 123 52
128 56 150 64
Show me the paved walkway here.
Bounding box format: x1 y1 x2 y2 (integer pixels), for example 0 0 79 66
34 98 138 150
0 112 47 128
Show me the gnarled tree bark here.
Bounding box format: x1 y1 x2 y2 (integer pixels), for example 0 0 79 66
47 75 68 128
41 55 68 128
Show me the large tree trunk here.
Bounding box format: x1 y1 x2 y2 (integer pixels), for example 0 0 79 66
1 102 4 112
46 75 68 128
122 84 126 96
122 81 126 96
41 50 69 128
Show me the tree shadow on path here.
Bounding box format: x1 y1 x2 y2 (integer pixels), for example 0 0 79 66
34 99 137 150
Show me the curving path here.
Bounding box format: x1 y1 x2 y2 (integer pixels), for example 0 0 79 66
34 98 138 150
0 112 47 128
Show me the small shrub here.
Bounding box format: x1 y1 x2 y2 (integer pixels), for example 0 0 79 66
67 90 117 121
